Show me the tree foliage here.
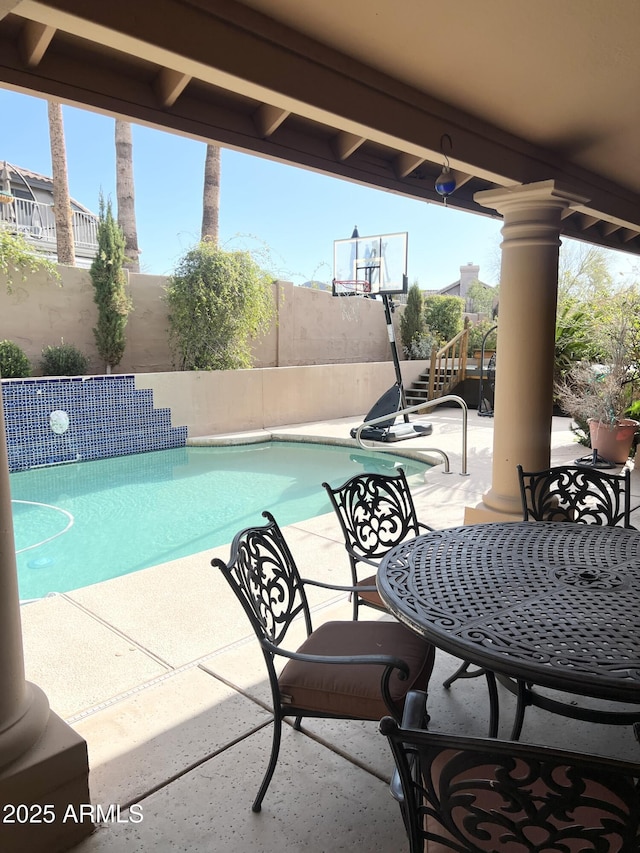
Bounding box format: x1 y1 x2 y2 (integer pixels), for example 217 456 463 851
0 229 60 291
554 298 594 384
90 196 132 371
423 295 464 344
467 319 497 356
399 282 425 350
554 282 640 445
466 280 497 314
165 240 275 370
558 244 614 303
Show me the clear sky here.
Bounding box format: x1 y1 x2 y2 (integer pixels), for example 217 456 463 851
1 87 636 288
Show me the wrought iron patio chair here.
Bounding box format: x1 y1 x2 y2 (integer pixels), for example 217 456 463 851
381 690 640 853
517 463 635 527
323 470 489 705
211 511 435 813
322 469 433 620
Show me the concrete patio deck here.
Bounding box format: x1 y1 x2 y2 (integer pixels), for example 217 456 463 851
18 411 640 852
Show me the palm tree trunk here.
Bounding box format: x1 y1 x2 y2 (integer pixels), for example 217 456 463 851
47 100 75 265
201 143 220 244
115 119 140 272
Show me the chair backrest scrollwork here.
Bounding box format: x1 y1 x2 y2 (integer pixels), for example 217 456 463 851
323 470 421 561
381 715 640 853
212 511 312 648
517 464 633 527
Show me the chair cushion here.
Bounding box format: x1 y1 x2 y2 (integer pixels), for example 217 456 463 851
356 574 386 609
278 620 435 719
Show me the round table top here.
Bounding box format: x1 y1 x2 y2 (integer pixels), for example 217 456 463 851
377 521 640 702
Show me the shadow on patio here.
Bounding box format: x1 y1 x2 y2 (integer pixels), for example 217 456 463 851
18 412 640 852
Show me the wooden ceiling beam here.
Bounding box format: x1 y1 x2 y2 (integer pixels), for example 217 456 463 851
333 131 365 161
20 19 54 67
394 152 424 178
578 213 600 230
154 67 191 109
450 169 473 190
253 103 289 138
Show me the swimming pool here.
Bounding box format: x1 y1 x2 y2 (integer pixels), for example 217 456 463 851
10 441 430 601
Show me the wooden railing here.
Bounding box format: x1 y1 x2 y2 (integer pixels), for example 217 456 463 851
428 327 469 400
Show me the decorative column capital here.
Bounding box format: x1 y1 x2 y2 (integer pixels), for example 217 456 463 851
475 180 590 216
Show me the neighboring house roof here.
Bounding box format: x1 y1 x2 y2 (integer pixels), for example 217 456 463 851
422 263 494 300
3 161 95 215
439 263 493 298
1 161 99 268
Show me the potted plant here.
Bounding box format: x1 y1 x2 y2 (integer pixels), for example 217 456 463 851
555 308 640 464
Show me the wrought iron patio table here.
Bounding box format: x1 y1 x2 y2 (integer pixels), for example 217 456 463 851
376 521 640 739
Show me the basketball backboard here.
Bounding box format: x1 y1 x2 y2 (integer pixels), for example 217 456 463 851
333 231 408 296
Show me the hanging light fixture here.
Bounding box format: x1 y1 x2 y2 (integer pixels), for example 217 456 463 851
0 161 13 205
435 134 456 202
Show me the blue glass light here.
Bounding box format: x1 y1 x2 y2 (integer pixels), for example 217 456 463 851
435 166 456 197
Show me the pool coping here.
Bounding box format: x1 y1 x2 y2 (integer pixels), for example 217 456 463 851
187 429 444 467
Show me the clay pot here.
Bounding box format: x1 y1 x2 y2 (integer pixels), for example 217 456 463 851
588 418 640 465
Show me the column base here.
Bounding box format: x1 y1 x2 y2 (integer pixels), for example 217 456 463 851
464 500 526 524
0 711 93 853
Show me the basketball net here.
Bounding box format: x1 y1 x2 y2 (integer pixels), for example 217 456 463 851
333 279 372 322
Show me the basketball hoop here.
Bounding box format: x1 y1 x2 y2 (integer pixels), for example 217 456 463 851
332 279 372 297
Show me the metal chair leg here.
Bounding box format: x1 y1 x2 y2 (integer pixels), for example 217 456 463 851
252 715 282 813
510 679 529 741
486 671 499 738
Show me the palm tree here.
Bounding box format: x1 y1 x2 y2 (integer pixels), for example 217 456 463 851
47 100 75 265
115 119 140 272
201 143 220 243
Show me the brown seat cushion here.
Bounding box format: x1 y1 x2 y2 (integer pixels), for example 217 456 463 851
356 574 386 609
278 620 435 719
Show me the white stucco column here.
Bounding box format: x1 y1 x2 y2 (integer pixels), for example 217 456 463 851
0 395 49 769
465 181 589 522
0 390 92 852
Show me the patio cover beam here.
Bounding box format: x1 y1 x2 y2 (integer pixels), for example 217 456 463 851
0 0 639 254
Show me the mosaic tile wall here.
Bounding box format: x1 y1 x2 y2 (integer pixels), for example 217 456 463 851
2 375 188 472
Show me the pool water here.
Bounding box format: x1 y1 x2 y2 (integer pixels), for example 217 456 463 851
10 442 430 600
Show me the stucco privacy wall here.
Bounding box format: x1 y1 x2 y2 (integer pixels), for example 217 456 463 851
0 268 402 373
136 361 428 436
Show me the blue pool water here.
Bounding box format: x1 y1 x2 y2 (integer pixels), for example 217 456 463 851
10 442 430 600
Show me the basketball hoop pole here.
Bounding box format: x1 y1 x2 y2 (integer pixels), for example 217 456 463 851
382 293 410 423
333 230 410 424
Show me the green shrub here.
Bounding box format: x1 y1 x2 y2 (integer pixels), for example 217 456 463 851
399 282 425 351
0 229 60 291
166 240 274 370
403 330 440 360
0 339 31 378
41 341 89 376
467 320 498 356
423 295 464 343
90 195 132 371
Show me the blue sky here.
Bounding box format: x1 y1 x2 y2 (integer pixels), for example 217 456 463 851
1 87 636 288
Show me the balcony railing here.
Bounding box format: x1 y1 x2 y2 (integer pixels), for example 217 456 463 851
0 197 98 253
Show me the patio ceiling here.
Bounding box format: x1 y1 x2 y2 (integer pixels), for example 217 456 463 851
2 0 640 255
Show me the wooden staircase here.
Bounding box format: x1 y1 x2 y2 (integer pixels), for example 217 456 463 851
405 327 469 408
